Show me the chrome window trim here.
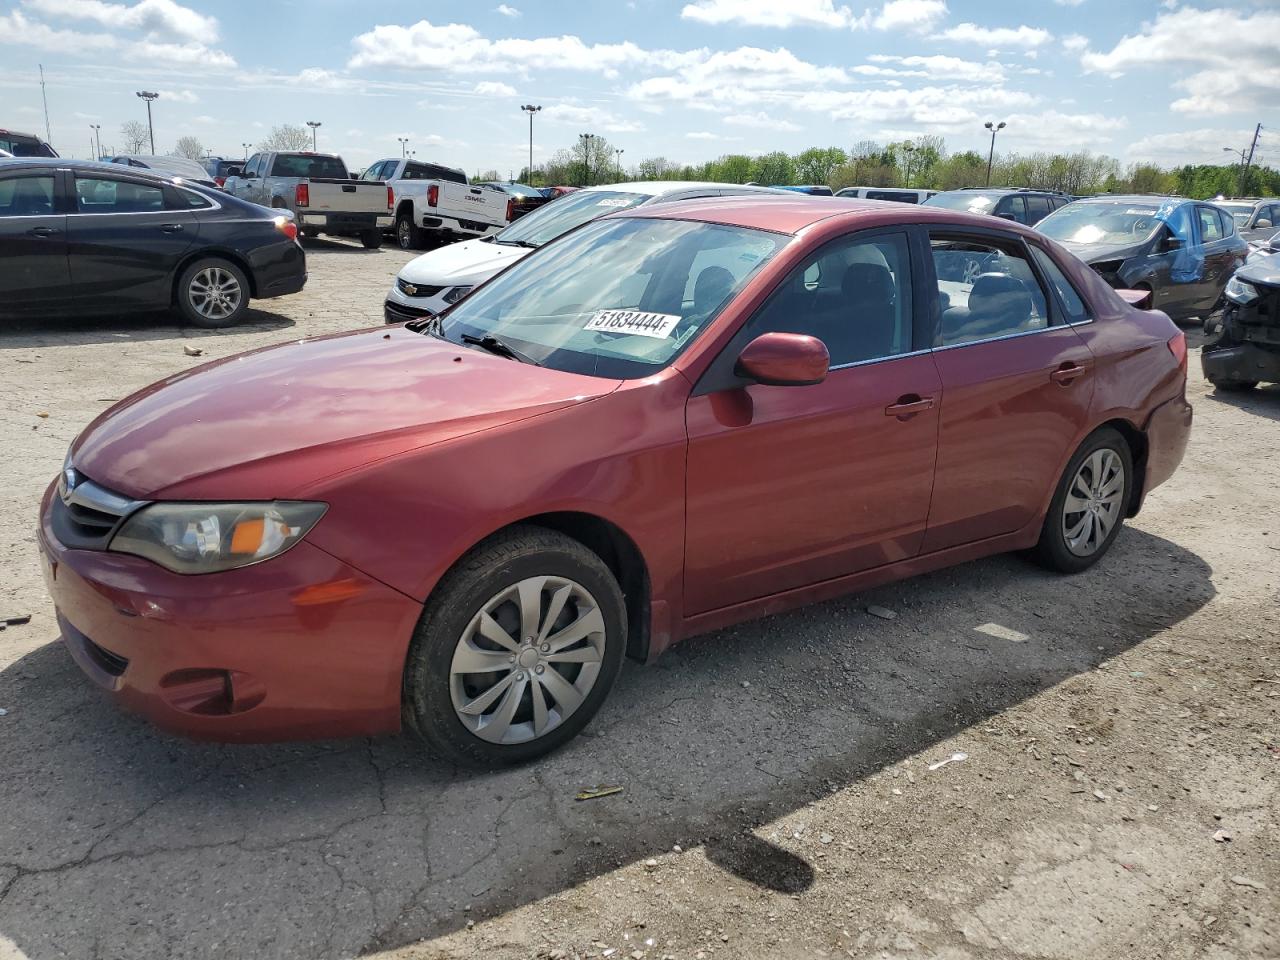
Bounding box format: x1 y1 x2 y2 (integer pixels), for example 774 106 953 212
932 320 1079 352
828 347 932 371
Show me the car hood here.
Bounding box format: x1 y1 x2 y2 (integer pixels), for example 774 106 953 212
399 237 532 288
1236 255 1280 287
71 326 618 500
1053 237 1148 264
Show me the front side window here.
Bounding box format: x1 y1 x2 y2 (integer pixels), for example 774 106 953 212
931 235 1050 346
0 175 55 216
1000 196 1028 224
438 217 787 379
1030 246 1091 324
243 155 262 177
1024 195 1051 223
1197 206 1223 242
74 176 164 213
736 233 914 367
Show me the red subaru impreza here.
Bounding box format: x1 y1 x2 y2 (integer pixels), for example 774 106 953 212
40 197 1192 765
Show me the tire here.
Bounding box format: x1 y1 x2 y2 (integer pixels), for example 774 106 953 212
1031 427 1133 574
301 227 319 239
175 257 250 328
404 525 627 767
395 213 423 250
360 229 382 250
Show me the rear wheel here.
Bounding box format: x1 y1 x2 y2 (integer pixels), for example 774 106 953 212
396 213 423 250
301 227 320 239
1032 428 1132 573
361 229 383 250
175 257 250 328
404 526 626 767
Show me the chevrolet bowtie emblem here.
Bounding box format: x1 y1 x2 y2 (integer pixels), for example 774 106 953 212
403 284 417 296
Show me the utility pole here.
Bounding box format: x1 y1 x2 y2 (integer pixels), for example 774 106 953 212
984 121 1005 188
135 91 159 154
306 120 321 151
1242 123 1262 192
90 123 101 160
39 65 52 145
521 104 541 184
902 141 916 188
579 132 596 186
615 148 624 181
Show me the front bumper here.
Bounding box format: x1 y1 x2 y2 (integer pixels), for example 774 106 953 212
1202 299 1280 384
383 281 452 324
39 481 421 742
1202 341 1280 384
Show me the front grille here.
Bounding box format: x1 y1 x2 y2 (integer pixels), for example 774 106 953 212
397 277 443 299
50 470 147 551
385 299 434 324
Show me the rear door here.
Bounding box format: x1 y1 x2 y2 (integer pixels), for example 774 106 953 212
0 167 70 314
439 181 509 227
1193 204 1236 311
1024 194 1052 225
66 170 197 309
922 228 1095 552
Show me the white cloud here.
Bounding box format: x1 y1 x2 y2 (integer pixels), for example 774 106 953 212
686 131 742 141
859 54 1004 83
473 80 517 96
494 3 520 16
1053 0 1085 5
0 9 117 50
873 0 948 32
998 109 1127 149
1127 126 1255 165
156 88 198 102
628 46 850 107
680 0 860 29
23 0 218 42
127 39 235 67
934 23 1052 47
541 103 645 133
1061 33 1088 52
1080 7 1280 114
724 111 802 132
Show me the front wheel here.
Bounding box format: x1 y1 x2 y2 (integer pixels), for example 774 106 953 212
175 257 250 328
1032 428 1133 573
361 229 383 250
396 213 423 250
403 526 627 767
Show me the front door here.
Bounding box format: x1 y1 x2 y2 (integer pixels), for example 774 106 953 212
921 230 1095 552
684 230 941 615
66 171 196 310
0 168 70 315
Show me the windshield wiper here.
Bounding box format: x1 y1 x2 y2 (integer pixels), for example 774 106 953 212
460 333 537 364
493 238 540 248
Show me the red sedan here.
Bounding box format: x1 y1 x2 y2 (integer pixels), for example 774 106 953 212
40 198 1192 765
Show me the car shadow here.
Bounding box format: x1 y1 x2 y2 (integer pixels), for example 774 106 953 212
0 529 1214 959
1200 380 1280 420
301 236 390 254
0 307 296 349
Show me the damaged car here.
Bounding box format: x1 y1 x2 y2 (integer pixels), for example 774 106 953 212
1036 196 1247 323
1202 247 1280 392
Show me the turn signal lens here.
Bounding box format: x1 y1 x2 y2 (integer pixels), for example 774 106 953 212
274 216 298 241
1167 331 1187 376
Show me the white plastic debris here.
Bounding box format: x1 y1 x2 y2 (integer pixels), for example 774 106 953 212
928 752 968 771
974 623 1029 643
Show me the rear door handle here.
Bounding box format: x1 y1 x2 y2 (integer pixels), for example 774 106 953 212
1050 361 1090 385
159 223 184 233
885 395 935 419
27 226 60 237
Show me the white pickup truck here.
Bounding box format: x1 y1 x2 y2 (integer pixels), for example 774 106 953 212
225 151 391 248
360 158 510 250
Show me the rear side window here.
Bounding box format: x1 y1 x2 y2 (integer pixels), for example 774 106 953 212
268 154 348 179
0 175 56 216
1024 195 1051 223
74 175 164 213
174 187 213 210
930 235 1051 346
1030 246 1092 324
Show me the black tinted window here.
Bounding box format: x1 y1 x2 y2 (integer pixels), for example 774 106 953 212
0 136 56 158
0 175 56 216
866 191 918 203
1024 195 1051 222
268 154 348 179
74 176 164 213
1001 196 1028 223
175 187 213 209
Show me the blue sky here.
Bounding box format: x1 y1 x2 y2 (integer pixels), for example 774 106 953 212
1 0 1275 176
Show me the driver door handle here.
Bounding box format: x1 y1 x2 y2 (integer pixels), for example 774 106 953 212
159 223 184 233
27 226 60 237
885 394 935 419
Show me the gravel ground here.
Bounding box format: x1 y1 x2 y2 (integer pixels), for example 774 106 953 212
0 239 1276 960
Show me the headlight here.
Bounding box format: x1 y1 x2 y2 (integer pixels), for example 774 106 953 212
1225 276 1258 305
109 502 326 574
442 285 473 305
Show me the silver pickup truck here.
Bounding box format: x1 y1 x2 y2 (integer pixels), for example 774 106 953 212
224 151 391 248
360 158 510 250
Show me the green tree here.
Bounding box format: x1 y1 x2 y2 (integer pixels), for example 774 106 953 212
794 146 848 186
749 151 796 186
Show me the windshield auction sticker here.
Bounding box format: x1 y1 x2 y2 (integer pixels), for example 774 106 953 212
585 309 682 339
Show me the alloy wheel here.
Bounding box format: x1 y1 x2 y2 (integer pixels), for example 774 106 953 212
449 575 607 744
188 266 242 321
1062 448 1125 557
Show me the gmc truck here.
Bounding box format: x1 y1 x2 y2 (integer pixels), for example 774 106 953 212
224 151 391 248
360 158 509 250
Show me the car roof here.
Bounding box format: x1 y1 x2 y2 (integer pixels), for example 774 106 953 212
611 194 1043 236
582 181 782 198
1072 194 1186 205
0 157 208 186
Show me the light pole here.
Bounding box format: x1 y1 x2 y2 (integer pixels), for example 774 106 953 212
579 132 596 186
306 120 321 151
520 104 541 184
242 142 251 159
901 141 916 188
984 121 1005 187
615 148 624 181
135 91 159 154
398 136 410 159
1223 146 1247 194
89 123 101 160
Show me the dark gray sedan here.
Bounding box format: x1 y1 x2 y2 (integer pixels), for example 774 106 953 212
0 159 306 327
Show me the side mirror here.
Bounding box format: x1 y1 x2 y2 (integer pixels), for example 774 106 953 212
735 332 829 387
1161 234 1182 252
1256 218 1273 229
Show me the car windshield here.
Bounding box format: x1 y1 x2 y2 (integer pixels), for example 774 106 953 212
497 182 542 198
440 217 787 379
0 136 56 158
270 154 348 179
923 192 1000 213
1037 201 1163 245
495 189 649 247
